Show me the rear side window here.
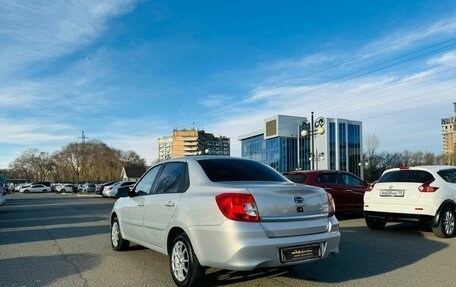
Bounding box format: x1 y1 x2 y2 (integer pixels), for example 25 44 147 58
284 174 308 183
378 170 434 183
197 159 286 182
154 162 189 193
437 169 456 183
316 173 341 184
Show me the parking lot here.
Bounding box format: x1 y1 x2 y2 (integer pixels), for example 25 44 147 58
0 193 455 287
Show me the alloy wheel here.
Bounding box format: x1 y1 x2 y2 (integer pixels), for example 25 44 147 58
443 210 455 236
171 241 190 282
111 221 120 248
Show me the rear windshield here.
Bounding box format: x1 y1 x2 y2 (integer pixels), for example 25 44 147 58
284 173 308 183
197 159 287 182
437 169 456 183
378 170 434 183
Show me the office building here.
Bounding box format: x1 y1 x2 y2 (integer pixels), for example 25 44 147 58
158 129 230 159
158 136 173 161
442 102 456 154
238 114 363 177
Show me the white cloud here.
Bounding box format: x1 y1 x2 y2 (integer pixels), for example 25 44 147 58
199 95 233 108
0 0 139 73
0 118 76 145
428 50 456 67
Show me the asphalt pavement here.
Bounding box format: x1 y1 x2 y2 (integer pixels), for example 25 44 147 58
0 193 455 287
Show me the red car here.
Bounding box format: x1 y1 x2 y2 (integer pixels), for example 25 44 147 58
283 170 369 211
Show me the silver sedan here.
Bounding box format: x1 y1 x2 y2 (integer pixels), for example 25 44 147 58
110 156 340 287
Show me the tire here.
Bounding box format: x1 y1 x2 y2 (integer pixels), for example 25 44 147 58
169 233 205 287
111 217 130 251
61 189 66 193
365 217 386 230
24 190 29 193
432 206 456 238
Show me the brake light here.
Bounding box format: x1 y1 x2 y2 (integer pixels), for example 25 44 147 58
107 187 113 191
366 182 376 192
418 180 439 192
327 193 336 217
400 167 410 170
215 193 260 222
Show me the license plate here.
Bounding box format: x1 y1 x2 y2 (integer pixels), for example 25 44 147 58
380 190 405 197
280 243 321 263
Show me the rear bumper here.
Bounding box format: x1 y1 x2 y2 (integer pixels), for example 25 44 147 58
364 211 435 224
188 216 340 271
103 189 116 197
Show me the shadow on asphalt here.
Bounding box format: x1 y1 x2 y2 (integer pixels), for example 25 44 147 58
0 224 111 245
0 216 106 229
203 225 448 286
0 253 100 286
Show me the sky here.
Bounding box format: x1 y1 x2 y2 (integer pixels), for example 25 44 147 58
1 0 456 168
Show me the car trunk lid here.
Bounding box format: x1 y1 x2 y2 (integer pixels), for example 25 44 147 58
218 182 329 237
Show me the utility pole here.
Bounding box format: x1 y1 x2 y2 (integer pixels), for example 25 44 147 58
78 131 89 144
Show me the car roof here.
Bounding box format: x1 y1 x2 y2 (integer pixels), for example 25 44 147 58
383 165 456 173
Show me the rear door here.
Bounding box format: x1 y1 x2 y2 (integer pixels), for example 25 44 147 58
143 162 188 248
314 172 350 209
339 172 367 209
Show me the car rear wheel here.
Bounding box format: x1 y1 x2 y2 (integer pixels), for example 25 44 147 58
170 234 205 287
365 218 386 230
432 206 456 238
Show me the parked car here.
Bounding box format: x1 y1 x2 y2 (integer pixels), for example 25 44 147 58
1 183 6 195
111 157 340 287
103 181 135 198
19 184 51 193
15 183 25 192
56 184 76 193
0 185 5 206
96 181 117 195
364 166 456 238
82 183 96 192
284 170 369 211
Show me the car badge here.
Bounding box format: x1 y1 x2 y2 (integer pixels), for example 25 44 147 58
294 196 304 205
389 185 394 190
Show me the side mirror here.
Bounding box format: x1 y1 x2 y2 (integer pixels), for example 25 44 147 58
116 187 129 199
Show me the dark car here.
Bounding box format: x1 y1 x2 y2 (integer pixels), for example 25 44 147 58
284 170 369 211
95 181 117 195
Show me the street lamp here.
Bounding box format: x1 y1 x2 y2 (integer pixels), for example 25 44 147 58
297 112 325 170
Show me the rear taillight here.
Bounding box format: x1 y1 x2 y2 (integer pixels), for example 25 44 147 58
215 193 260 222
418 180 439 192
107 187 113 190
366 182 376 192
327 193 336 217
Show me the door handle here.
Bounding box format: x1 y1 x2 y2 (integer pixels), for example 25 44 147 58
347 189 353 192
138 202 145 207
324 187 333 190
165 201 175 207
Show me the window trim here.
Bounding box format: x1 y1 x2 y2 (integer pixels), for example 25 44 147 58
339 172 365 187
150 162 190 195
131 164 163 196
316 172 343 185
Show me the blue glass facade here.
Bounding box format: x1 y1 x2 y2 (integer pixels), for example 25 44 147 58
329 123 336 170
348 124 361 176
240 117 361 177
338 123 347 171
241 134 310 173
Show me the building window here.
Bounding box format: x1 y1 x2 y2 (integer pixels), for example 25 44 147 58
329 122 336 170
339 123 347 171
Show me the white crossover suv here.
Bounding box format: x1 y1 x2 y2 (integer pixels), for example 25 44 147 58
364 166 456 238
111 156 340 287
